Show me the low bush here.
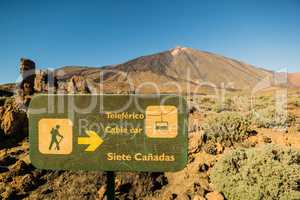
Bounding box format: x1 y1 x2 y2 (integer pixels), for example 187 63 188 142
197 96 216 112
289 95 300 107
212 98 235 113
210 145 300 200
252 95 274 110
202 112 253 147
252 106 296 128
294 100 300 107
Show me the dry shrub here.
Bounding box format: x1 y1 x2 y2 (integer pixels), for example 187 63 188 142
252 106 296 128
202 112 253 147
294 100 300 107
252 95 274 110
212 98 235 113
211 145 300 200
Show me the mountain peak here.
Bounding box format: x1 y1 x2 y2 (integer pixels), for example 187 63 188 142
170 46 189 56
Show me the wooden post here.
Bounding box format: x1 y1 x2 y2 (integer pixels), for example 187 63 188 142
106 171 115 200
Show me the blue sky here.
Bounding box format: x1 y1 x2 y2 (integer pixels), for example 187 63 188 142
0 0 299 83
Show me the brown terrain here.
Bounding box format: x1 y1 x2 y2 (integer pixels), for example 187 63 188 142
47 46 276 94
289 73 300 88
0 47 299 200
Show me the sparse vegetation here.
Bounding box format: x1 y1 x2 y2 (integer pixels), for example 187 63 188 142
288 95 300 107
294 100 300 107
196 96 216 112
252 106 296 128
202 112 253 147
252 95 274 110
212 98 235 113
211 145 300 200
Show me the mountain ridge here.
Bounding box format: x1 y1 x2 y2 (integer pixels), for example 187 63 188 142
1 47 299 93
35 46 300 93
94 46 274 93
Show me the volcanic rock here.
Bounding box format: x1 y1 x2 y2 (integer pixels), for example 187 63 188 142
67 75 90 93
19 58 36 96
0 101 28 136
205 191 224 200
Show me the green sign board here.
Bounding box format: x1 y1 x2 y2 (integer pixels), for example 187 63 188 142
29 94 188 172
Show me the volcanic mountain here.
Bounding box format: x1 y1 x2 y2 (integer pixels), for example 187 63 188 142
56 46 273 93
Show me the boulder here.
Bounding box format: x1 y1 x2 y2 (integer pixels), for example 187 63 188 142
203 142 217 155
189 132 204 153
193 195 205 200
215 143 224 154
0 102 28 136
97 185 106 200
205 192 224 200
18 174 38 192
9 160 30 176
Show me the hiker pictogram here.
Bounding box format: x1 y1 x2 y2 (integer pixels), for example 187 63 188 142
49 125 64 150
38 118 73 155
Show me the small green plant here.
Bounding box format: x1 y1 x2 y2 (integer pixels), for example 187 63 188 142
210 145 300 200
202 112 253 147
288 95 300 107
297 125 300 132
197 96 216 112
252 95 274 110
212 98 235 113
294 100 300 107
199 96 215 104
252 106 296 128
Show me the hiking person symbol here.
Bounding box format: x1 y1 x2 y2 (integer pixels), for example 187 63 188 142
48 125 64 150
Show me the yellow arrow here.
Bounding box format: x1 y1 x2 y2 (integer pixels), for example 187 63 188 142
78 130 103 151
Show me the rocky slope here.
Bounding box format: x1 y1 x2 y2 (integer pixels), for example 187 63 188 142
104 46 272 92
1 47 298 94
52 47 275 93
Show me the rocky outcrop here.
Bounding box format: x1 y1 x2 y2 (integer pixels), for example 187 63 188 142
16 58 36 108
34 70 47 92
34 69 58 93
19 58 36 96
0 98 28 137
16 58 60 108
67 75 90 93
189 132 204 153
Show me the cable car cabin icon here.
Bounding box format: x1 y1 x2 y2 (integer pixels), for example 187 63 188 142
145 105 178 138
156 120 168 130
